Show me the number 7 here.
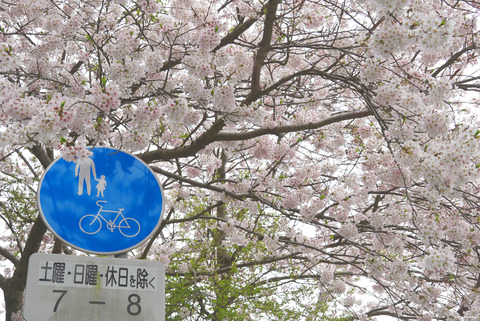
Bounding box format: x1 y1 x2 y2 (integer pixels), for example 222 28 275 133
52 290 67 312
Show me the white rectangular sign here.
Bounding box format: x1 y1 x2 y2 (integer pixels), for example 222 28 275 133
24 253 165 321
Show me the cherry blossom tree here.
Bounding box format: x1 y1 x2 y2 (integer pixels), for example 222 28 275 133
1 0 480 320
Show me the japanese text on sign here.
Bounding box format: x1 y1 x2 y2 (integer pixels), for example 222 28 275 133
37 260 158 291
24 253 165 321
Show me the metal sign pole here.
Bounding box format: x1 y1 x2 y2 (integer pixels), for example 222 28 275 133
115 252 128 258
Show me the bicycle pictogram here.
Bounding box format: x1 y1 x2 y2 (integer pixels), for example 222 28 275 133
79 200 140 237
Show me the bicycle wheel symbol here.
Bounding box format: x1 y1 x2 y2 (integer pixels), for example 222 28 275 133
118 218 141 237
79 215 102 234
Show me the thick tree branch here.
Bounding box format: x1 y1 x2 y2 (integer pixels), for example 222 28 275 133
216 109 373 141
0 246 19 266
29 144 53 169
140 110 372 163
244 0 280 105
139 118 226 163
0 274 7 291
69 60 84 75
213 17 258 52
160 58 182 72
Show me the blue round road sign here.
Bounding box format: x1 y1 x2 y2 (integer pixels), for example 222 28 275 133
37 147 164 254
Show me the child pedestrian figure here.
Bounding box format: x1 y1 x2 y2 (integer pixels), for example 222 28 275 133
95 175 107 197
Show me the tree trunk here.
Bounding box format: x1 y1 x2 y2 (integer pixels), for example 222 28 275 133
2 146 53 320
3 210 48 320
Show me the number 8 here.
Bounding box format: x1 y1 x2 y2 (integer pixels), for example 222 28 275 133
127 294 141 316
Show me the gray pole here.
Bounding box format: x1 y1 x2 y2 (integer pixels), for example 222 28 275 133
114 252 128 258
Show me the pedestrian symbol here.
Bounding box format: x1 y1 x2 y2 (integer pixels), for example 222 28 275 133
95 175 107 197
37 147 165 254
75 156 97 196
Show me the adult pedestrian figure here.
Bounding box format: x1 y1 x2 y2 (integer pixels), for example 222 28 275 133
75 156 97 196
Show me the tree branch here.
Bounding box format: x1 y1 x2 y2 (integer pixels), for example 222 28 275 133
0 274 7 291
244 0 280 105
432 44 476 77
139 118 226 162
69 60 84 75
150 166 248 200
140 109 371 163
216 109 373 141
166 252 305 277
0 246 19 266
213 17 258 52
29 144 53 169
